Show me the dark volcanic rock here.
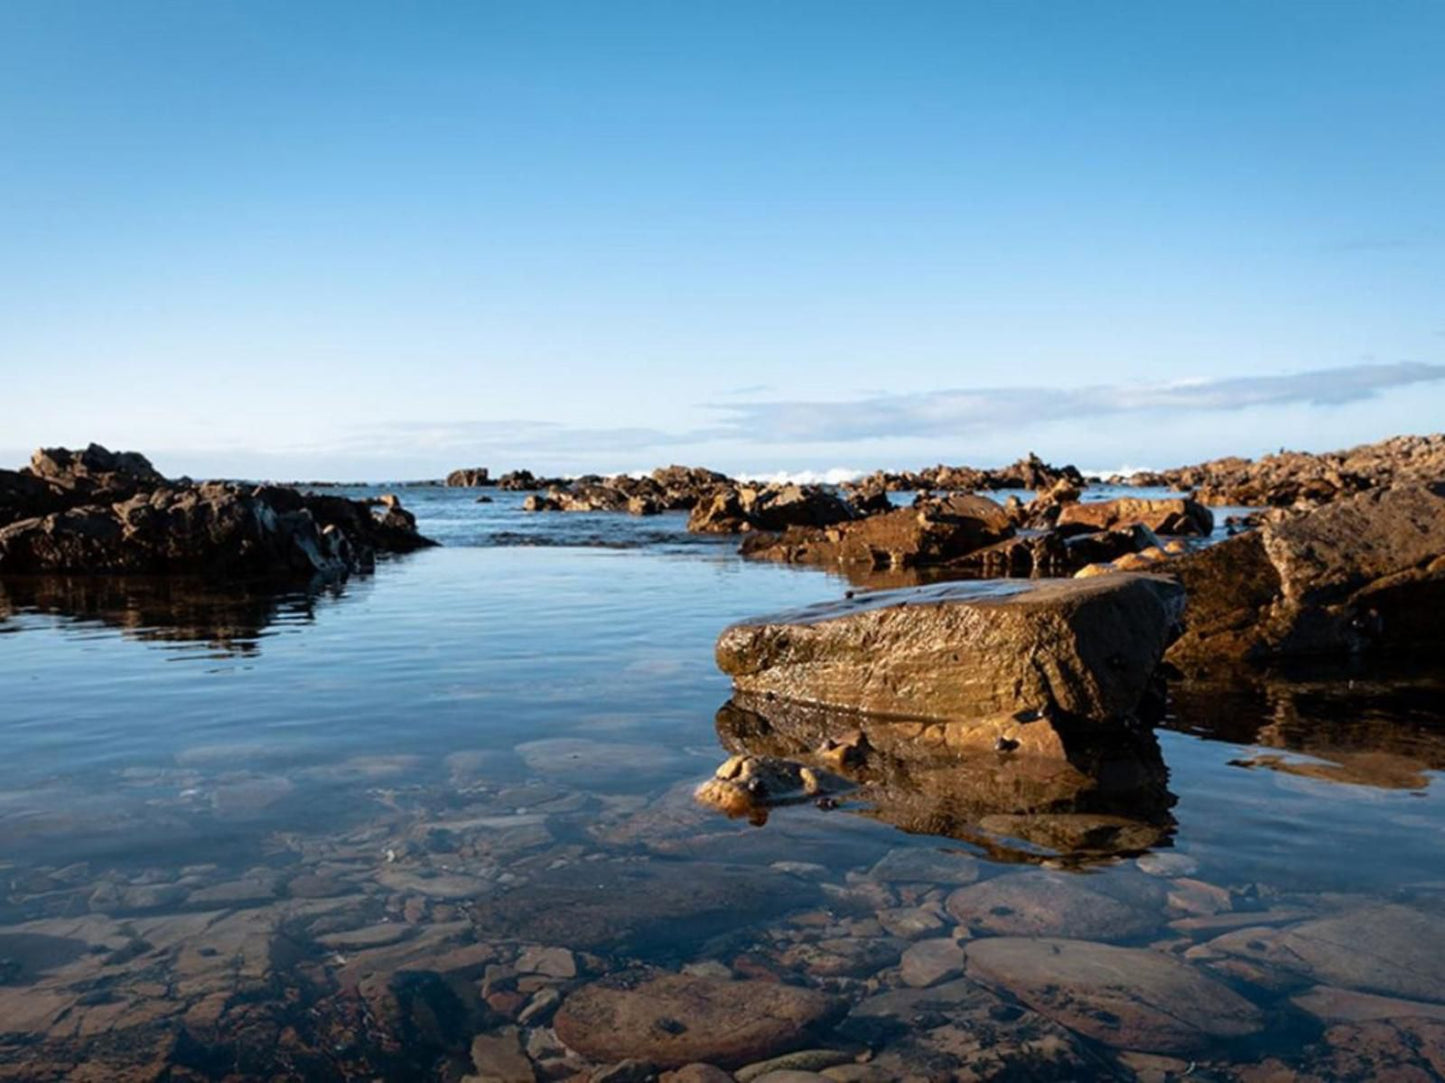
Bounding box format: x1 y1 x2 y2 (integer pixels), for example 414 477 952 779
1166 482 1445 664
716 575 1184 724
554 974 843 1069
739 493 1013 569
0 445 436 579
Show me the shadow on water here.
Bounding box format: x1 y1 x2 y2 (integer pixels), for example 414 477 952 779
0 572 365 656
1165 656 1445 792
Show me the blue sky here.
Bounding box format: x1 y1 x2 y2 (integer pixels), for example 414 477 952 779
2 1 1442 479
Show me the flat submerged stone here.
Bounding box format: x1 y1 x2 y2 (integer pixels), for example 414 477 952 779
965 937 1264 1053
716 575 1183 724
553 974 843 1068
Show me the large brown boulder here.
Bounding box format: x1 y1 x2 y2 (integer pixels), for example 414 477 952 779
739 493 1013 569
1057 497 1213 536
1167 482 1445 664
716 574 1184 724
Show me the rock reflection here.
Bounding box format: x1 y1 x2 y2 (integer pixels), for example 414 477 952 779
1168 661 1445 792
707 694 1178 866
0 573 349 654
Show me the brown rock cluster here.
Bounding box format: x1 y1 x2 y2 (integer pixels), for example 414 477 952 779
1123 432 1445 508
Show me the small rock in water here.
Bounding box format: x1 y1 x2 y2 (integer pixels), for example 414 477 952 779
898 938 967 988
516 945 576 978
1136 852 1200 878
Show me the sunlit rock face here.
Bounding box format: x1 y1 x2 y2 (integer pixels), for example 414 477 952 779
702 694 1176 865
716 574 1184 726
1166 482 1445 665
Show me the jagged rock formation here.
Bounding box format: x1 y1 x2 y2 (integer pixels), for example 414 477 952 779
0 444 436 579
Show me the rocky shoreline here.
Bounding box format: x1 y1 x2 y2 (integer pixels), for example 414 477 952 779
0 444 436 580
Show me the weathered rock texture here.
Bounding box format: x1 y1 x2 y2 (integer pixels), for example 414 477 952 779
716 575 1184 724
0 444 436 579
740 493 1014 569
1134 432 1445 507
1057 497 1213 537
1166 482 1445 664
522 465 733 516
688 482 858 534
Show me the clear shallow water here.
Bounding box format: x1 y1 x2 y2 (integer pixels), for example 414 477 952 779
1 489 1442 1080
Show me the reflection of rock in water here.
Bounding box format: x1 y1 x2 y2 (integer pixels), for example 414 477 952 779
1168 661 1445 791
0 574 349 655
710 694 1177 866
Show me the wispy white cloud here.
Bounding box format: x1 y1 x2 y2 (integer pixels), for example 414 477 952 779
297 361 1445 466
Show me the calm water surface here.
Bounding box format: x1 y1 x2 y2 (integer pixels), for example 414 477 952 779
1 488 1441 1080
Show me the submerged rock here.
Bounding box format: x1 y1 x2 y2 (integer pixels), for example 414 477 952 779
1167 482 1445 664
1202 904 1445 1002
716 575 1184 724
553 973 843 1069
965 937 1264 1053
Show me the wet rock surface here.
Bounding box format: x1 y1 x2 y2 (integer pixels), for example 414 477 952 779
716 574 1184 724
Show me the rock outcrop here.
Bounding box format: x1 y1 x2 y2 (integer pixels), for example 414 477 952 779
0 445 436 580
847 453 1086 495
738 493 1014 569
521 466 733 516
1136 433 1445 508
1166 482 1445 665
716 574 1184 724
444 467 490 487
687 483 858 534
